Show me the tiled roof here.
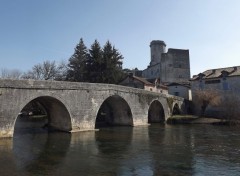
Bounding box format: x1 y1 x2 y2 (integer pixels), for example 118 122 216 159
133 76 168 89
191 66 240 80
133 76 153 85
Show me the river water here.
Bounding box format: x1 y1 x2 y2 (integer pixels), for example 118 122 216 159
1 124 240 176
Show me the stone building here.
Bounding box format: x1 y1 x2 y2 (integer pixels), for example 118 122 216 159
166 82 192 100
142 40 191 84
119 73 168 94
191 66 240 117
191 66 240 92
141 40 191 100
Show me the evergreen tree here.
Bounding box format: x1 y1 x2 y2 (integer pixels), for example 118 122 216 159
102 41 124 84
88 40 103 82
67 38 125 84
67 38 88 81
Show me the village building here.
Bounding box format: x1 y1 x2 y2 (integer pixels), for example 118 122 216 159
119 73 168 94
191 66 240 92
190 66 240 117
166 82 192 100
132 40 191 99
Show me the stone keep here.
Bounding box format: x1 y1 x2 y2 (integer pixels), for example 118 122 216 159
143 40 191 84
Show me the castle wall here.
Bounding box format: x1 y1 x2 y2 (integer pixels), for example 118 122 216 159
161 49 190 83
142 64 160 79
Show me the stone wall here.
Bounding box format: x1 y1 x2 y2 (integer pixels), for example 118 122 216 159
142 64 160 79
191 76 240 117
161 49 190 83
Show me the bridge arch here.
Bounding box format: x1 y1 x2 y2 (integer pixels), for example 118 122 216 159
172 103 181 115
95 95 133 128
14 96 72 134
148 100 165 123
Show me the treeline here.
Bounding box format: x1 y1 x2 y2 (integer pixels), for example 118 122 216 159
0 38 126 84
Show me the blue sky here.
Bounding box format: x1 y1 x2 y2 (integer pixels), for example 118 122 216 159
1 0 240 76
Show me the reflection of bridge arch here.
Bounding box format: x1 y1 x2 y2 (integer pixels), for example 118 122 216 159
13 132 71 172
95 95 133 128
148 100 165 123
14 96 72 135
172 103 181 115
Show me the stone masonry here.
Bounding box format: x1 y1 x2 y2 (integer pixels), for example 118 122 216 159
0 79 184 138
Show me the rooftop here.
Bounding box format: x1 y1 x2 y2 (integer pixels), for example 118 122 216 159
191 66 240 80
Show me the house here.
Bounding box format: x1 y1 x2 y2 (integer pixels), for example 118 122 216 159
119 73 168 94
191 66 240 92
190 66 240 117
166 82 192 100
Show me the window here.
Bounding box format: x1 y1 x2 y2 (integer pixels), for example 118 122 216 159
199 81 204 90
223 82 229 90
174 92 179 96
205 80 221 84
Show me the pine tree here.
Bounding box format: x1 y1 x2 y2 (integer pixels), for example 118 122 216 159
88 40 103 82
102 41 124 84
67 38 88 82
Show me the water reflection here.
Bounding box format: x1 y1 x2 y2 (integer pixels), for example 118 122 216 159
1 125 240 175
13 132 71 175
192 125 240 175
148 124 195 175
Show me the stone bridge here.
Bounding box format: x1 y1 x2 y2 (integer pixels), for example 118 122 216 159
0 79 185 138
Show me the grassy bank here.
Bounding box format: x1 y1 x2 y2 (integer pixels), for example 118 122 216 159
167 115 228 125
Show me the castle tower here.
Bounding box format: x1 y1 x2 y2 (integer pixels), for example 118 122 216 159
150 40 166 66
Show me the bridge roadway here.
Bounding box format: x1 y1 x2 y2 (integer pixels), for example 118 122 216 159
0 79 184 138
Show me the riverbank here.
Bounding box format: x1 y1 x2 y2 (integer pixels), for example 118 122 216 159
166 115 237 125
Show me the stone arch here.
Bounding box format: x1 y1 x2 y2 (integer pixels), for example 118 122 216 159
95 95 133 128
14 96 72 134
148 100 165 123
172 103 181 115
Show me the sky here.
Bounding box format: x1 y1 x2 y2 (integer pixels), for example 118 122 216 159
0 0 240 76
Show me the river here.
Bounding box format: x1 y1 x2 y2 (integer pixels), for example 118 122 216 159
1 124 240 176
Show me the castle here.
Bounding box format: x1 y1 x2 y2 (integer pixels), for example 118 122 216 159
120 40 192 99
142 40 191 84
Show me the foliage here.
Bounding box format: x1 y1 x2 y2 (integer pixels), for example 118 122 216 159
67 38 88 82
88 40 103 82
194 89 221 116
102 41 124 84
67 38 125 84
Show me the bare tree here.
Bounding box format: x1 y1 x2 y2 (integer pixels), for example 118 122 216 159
193 89 221 117
22 60 68 81
55 60 68 81
0 68 23 79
